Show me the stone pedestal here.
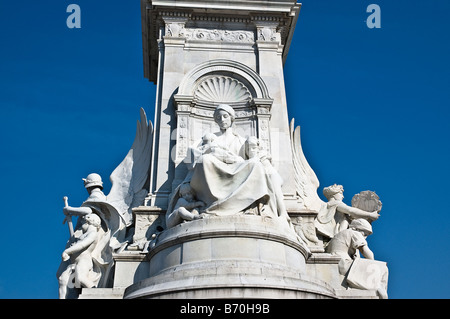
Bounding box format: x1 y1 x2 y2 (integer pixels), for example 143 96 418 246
124 216 335 299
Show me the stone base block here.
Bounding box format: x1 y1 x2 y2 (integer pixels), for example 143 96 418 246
78 288 125 299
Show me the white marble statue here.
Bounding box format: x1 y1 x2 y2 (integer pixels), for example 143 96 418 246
165 182 205 228
326 218 389 299
289 118 387 295
57 108 153 298
315 184 380 239
58 213 103 299
351 190 383 213
290 121 381 236
57 174 115 299
244 136 288 221
176 104 291 219
166 104 309 251
245 136 311 248
182 104 270 216
290 119 323 212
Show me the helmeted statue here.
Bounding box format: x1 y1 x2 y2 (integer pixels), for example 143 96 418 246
56 108 153 299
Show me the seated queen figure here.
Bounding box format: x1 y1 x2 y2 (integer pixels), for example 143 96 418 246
179 104 272 217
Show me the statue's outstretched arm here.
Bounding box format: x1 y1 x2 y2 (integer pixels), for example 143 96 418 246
63 206 93 217
336 203 379 220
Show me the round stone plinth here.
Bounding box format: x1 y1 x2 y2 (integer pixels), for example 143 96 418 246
124 215 336 299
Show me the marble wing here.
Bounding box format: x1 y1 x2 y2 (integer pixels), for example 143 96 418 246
289 118 324 212
107 108 153 226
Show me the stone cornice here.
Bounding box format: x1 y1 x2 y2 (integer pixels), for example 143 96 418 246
141 0 301 83
150 0 300 13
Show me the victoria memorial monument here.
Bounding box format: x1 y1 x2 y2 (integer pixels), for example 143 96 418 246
57 0 389 299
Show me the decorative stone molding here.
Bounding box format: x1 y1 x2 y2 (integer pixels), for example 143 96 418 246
177 59 272 100
191 15 251 24
161 11 190 38
194 76 252 103
141 1 301 82
129 206 166 251
289 210 323 253
165 22 186 37
172 59 274 161
257 26 281 42
181 28 254 43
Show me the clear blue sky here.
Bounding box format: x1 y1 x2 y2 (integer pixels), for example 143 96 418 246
0 0 448 299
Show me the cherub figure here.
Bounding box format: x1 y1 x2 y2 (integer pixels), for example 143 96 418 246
315 184 380 239
58 213 102 299
244 136 311 252
166 183 205 228
199 132 217 152
326 218 388 299
184 132 219 171
244 136 288 219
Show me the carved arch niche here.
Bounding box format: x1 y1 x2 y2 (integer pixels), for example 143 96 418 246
173 59 274 164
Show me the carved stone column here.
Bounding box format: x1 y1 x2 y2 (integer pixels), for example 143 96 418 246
146 12 190 208
254 98 273 154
